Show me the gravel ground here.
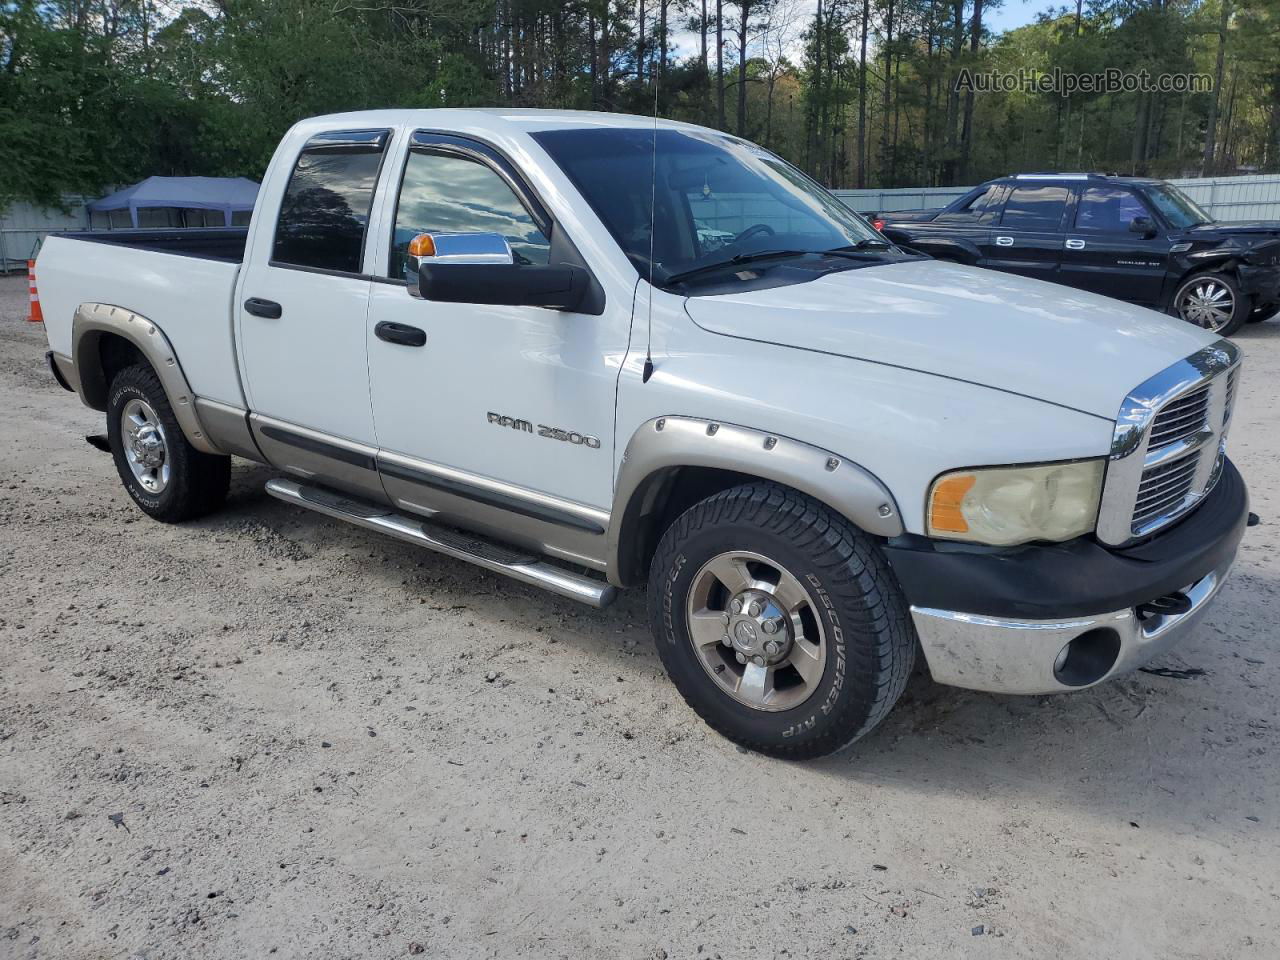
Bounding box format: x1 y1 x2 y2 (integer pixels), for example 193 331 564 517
1 272 1277 960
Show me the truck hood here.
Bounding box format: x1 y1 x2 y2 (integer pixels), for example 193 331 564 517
682 259 1216 419
1189 219 1280 238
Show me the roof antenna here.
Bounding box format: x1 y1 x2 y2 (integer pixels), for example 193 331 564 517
642 58 659 384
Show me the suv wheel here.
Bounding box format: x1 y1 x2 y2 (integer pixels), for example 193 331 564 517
1172 272 1248 336
647 482 915 759
106 363 230 522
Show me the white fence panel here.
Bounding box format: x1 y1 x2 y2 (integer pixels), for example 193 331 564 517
0 197 92 272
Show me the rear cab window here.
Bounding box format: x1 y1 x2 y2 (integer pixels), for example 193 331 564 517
1000 185 1069 230
1074 187 1151 232
272 129 389 274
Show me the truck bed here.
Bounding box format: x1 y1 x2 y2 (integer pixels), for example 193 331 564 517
56 227 249 263
36 232 247 408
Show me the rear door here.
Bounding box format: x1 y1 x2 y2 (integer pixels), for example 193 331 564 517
1059 184 1168 307
235 128 389 500
985 184 1071 282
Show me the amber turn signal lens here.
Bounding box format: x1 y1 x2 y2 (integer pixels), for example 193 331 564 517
408 233 436 258
928 473 975 533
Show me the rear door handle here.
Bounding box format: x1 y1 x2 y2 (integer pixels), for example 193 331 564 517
244 297 282 319
375 321 427 347
1065 239 1086 250
995 236 1014 247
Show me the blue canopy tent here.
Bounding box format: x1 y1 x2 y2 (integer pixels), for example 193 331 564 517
89 176 259 229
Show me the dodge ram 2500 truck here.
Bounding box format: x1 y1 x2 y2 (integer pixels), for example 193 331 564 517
38 109 1250 759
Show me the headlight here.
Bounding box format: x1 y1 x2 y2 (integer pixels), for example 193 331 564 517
927 460 1105 546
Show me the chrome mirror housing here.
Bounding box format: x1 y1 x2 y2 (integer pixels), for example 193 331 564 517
407 232 513 298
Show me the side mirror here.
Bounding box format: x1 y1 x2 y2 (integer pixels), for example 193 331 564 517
407 231 589 311
1129 216 1156 238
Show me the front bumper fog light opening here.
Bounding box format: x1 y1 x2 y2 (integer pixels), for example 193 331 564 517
1052 628 1122 688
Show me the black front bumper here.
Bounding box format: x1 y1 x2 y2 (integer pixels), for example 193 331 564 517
1238 264 1280 303
884 458 1249 620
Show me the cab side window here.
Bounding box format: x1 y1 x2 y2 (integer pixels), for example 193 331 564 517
937 185 1001 223
1075 187 1151 232
1000 186 1069 230
390 151 551 281
273 133 387 273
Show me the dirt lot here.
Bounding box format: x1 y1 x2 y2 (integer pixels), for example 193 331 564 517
1 273 1277 960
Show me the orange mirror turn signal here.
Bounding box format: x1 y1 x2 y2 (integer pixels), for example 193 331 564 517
408 233 436 258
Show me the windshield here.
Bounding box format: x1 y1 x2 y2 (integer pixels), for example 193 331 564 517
1139 183 1213 229
531 127 884 287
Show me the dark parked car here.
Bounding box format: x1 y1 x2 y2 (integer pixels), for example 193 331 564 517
874 173 1280 336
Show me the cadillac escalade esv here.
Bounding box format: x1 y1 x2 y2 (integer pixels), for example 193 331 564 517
874 173 1280 336
37 110 1250 758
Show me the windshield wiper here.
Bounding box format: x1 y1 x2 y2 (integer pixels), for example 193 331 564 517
827 238 893 253
664 249 813 286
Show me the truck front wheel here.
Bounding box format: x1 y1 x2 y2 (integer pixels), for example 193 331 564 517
106 364 230 523
647 482 915 759
1171 272 1248 336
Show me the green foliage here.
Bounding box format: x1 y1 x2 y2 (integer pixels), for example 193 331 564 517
1 0 1277 208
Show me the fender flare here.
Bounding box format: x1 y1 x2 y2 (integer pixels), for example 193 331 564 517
71 302 223 455
607 416 904 586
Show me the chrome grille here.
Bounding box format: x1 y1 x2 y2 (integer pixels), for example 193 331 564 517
1096 340 1242 546
1132 454 1199 527
1147 384 1209 450
1223 368 1239 427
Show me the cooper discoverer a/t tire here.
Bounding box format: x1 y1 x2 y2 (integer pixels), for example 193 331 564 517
647 482 915 759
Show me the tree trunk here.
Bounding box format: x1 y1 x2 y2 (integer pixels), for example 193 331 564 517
880 0 893 183
716 0 726 127
1200 0 1230 176
736 0 750 136
637 0 646 85
960 0 981 181
857 0 869 187
700 0 710 121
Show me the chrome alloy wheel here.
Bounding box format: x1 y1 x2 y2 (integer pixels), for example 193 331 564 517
1178 278 1236 332
685 551 827 712
121 398 171 494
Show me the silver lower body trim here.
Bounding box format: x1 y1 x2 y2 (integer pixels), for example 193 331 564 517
910 558 1234 694
265 477 617 609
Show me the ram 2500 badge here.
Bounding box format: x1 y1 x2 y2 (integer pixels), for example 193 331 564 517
37 110 1250 758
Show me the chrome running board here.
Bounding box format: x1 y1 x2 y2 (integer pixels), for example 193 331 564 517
265 477 617 608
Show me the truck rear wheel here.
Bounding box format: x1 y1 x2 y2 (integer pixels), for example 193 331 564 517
647 482 915 759
106 364 230 523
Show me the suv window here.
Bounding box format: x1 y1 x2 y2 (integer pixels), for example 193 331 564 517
937 185 1001 223
1075 187 1150 232
273 140 386 273
390 151 550 280
1000 185 1069 229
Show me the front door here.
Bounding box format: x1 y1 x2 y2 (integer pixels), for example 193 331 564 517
983 183 1070 283
1058 185 1168 307
236 128 389 499
364 133 624 567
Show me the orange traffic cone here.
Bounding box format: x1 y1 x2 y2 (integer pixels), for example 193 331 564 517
27 259 43 323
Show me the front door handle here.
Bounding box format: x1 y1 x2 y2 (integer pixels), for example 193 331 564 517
375 321 427 347
244 297 283 319
1065 239 1086 250
995 236 1014 247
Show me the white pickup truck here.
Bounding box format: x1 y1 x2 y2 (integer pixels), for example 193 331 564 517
38 109 1250 758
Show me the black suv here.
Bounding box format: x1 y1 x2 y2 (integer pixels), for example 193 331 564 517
875 173 1280 336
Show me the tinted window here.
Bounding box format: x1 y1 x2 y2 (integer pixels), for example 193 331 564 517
1000 186 1069 229
937 185 1000 223
532 127 881 282
1140 183 1212 229
390 151 549 280
273 145 384 273
1075 187 1150 231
